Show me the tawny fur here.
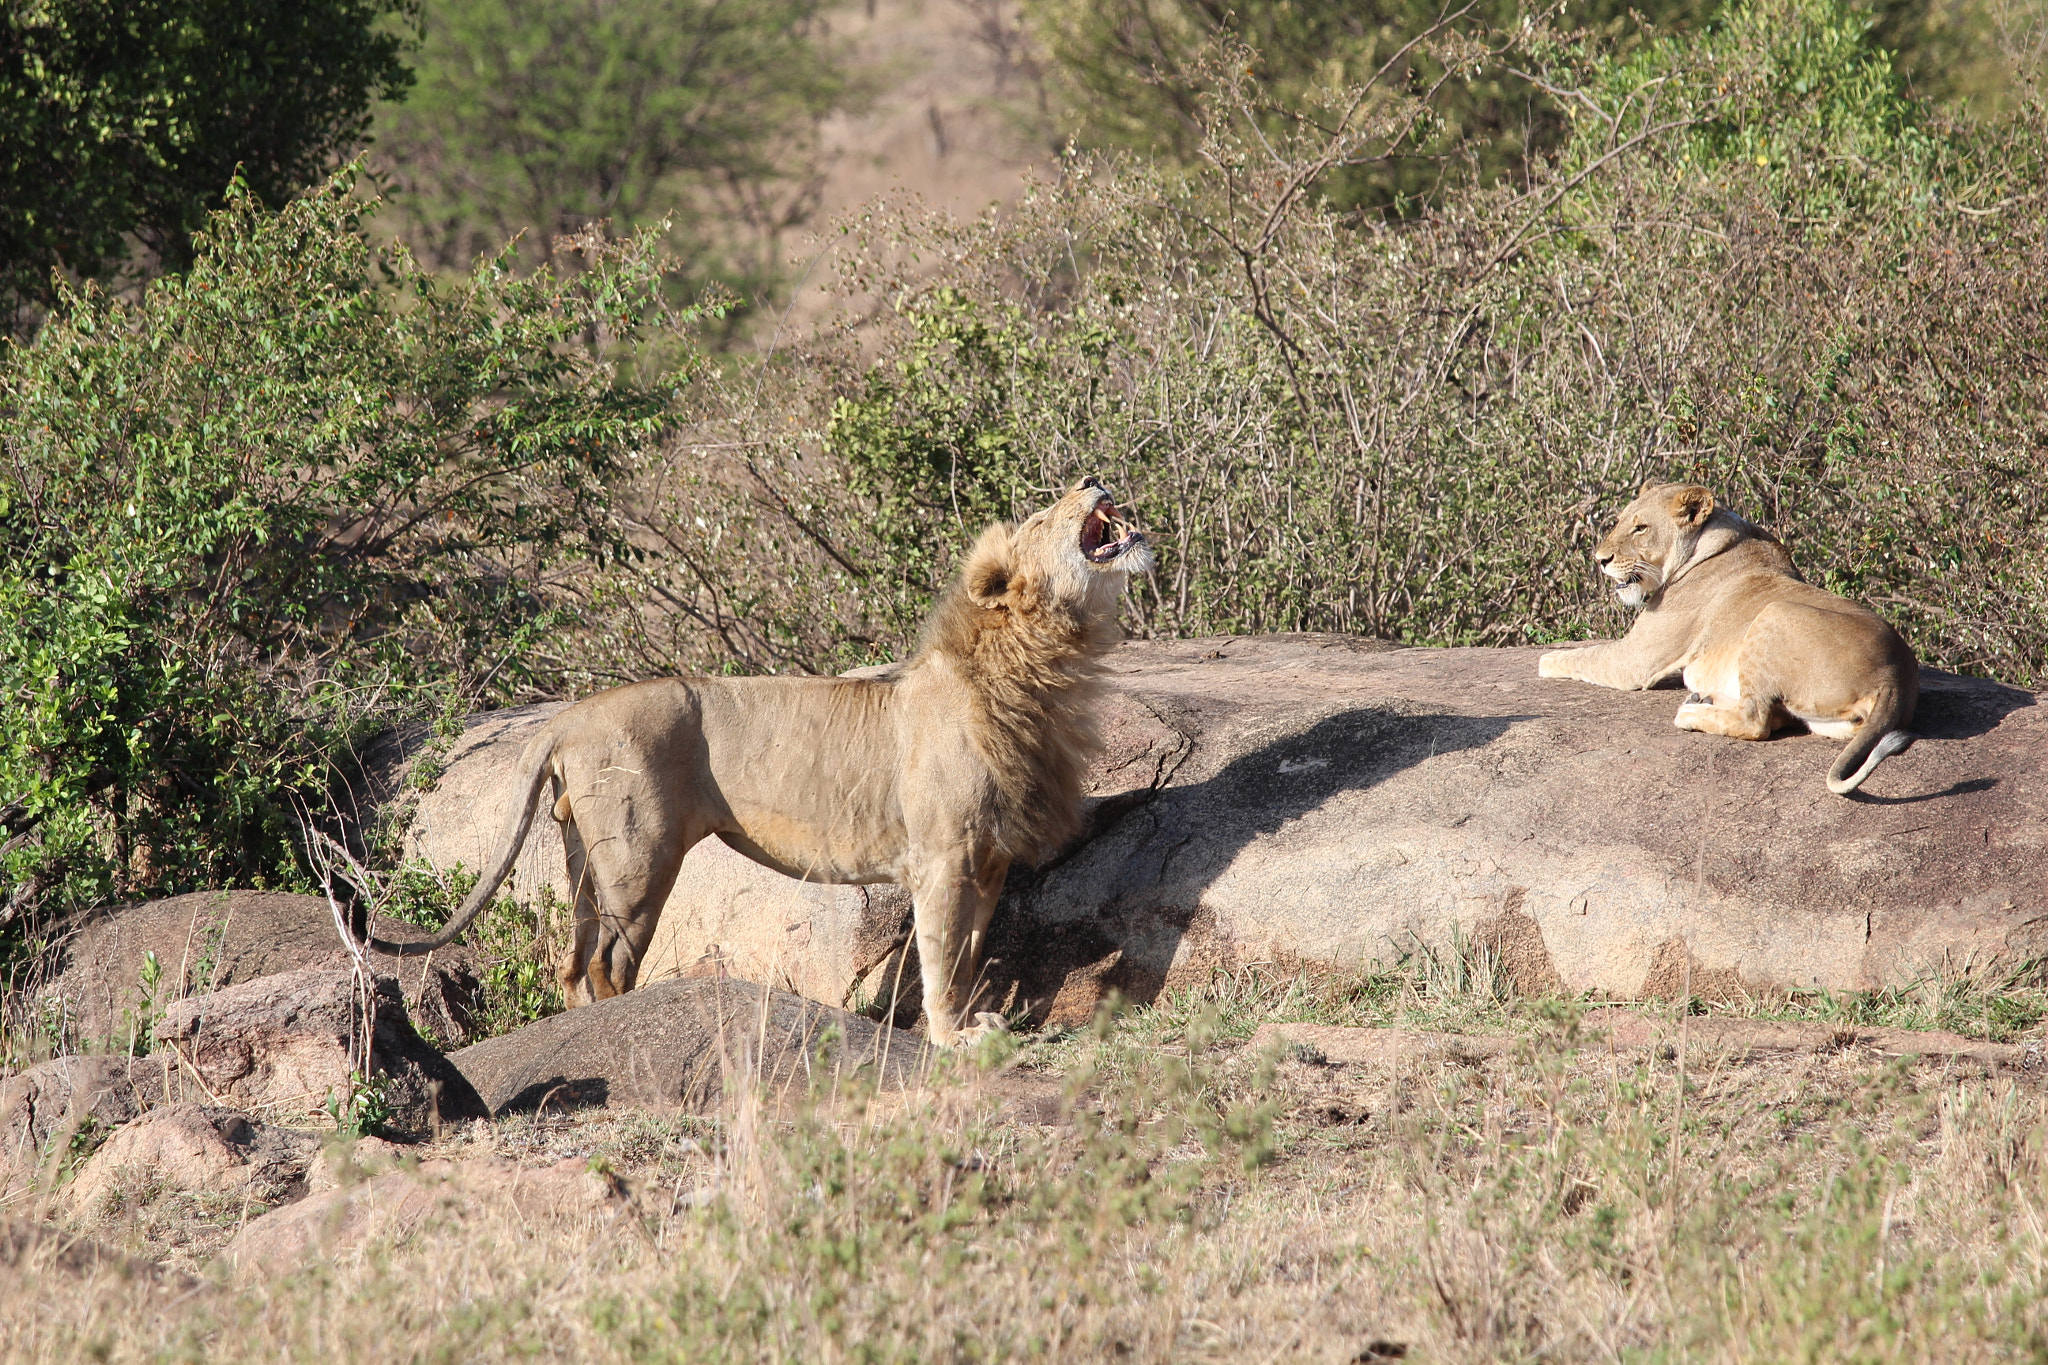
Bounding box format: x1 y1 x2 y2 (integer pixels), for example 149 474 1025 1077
1537 482 1919 795
367 479 1151 1045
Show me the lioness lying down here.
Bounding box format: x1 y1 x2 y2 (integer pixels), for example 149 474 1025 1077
372 479 1150 1044
1538 482 1918 795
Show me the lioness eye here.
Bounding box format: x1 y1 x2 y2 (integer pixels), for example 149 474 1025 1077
1632 524 1646 534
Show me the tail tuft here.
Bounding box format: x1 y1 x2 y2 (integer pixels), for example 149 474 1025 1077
1827 727 1914 796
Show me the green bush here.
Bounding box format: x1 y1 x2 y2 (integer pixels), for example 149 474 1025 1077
0 0 418 328
384 862 566 1040
0 168 709 945
371 0 850 317
1018 0 1720 213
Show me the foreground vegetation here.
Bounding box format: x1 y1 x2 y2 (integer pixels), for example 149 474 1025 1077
3 4 2042 1356
7 961 2046 1362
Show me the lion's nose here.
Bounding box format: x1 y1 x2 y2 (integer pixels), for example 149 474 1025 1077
1595 551 1614 567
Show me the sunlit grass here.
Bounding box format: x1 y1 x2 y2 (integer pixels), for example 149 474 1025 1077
7 952 2048 1363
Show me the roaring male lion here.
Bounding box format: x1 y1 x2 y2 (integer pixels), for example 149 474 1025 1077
1537 482 1918 795
371 478 1150 1044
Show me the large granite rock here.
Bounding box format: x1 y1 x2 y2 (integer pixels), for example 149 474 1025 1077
390 636 2044 1027
41 890 486 1050
448 976 925 1116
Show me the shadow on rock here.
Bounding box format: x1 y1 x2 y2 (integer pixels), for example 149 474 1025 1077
865 707 1527 1028
1839 671 2034 803
1914 669 2035 741
1846 775 1999 806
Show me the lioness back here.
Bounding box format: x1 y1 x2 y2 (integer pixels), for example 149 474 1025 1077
1537 482 1917 795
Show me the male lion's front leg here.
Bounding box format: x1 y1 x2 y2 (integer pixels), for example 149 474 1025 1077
910 850 1011 1046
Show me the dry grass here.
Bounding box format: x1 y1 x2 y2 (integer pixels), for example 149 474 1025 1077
6 965 2048 1364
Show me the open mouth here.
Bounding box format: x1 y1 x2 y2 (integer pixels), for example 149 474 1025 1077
1080 494 1146 563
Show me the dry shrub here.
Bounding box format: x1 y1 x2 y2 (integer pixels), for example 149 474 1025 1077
567 0 2048 688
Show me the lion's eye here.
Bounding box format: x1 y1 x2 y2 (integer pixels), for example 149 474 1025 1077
1632 524 1647 535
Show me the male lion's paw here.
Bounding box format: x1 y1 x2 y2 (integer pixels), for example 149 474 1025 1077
936 1011 1013 1051
957 1011 1011 1044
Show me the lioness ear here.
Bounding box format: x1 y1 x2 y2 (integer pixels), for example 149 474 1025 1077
962 523 1015 608
1668 485 1715 526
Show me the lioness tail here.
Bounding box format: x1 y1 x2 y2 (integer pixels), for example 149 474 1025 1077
1826 686 1914 796
365 733 556 956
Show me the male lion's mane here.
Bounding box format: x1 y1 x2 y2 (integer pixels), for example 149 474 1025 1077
922 522 1121 864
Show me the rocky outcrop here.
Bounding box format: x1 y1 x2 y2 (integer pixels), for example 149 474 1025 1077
227 1154 633 1272
41 890 486 1050
447 977 925 1116
392 636 2046 1028
61 1103 319 1220
0 1054 167 1198
154 963 487 1135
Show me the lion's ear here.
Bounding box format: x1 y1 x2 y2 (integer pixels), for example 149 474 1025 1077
1668 484 1715 526
962 524 1015 608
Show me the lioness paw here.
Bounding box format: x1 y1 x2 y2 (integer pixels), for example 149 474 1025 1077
1673 701 1712 730
1537 649 1577 678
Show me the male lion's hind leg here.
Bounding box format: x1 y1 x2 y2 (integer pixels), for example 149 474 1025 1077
553 797 697 1006
588 909 663 1000
557 816 605 1005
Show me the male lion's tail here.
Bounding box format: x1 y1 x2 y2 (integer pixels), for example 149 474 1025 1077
1826 684 1915 797
364 732 557 956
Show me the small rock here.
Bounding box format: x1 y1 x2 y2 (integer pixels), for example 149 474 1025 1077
62 1103 318 1221
305 1135 408 1193
153 963 487 1136
0 1054 167 1198
448 976 926 1117
228 1155 632 1271
40 890 485 1050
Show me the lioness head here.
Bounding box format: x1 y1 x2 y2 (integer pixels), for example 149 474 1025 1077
960 476 1153 619
1595 482 1719 609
